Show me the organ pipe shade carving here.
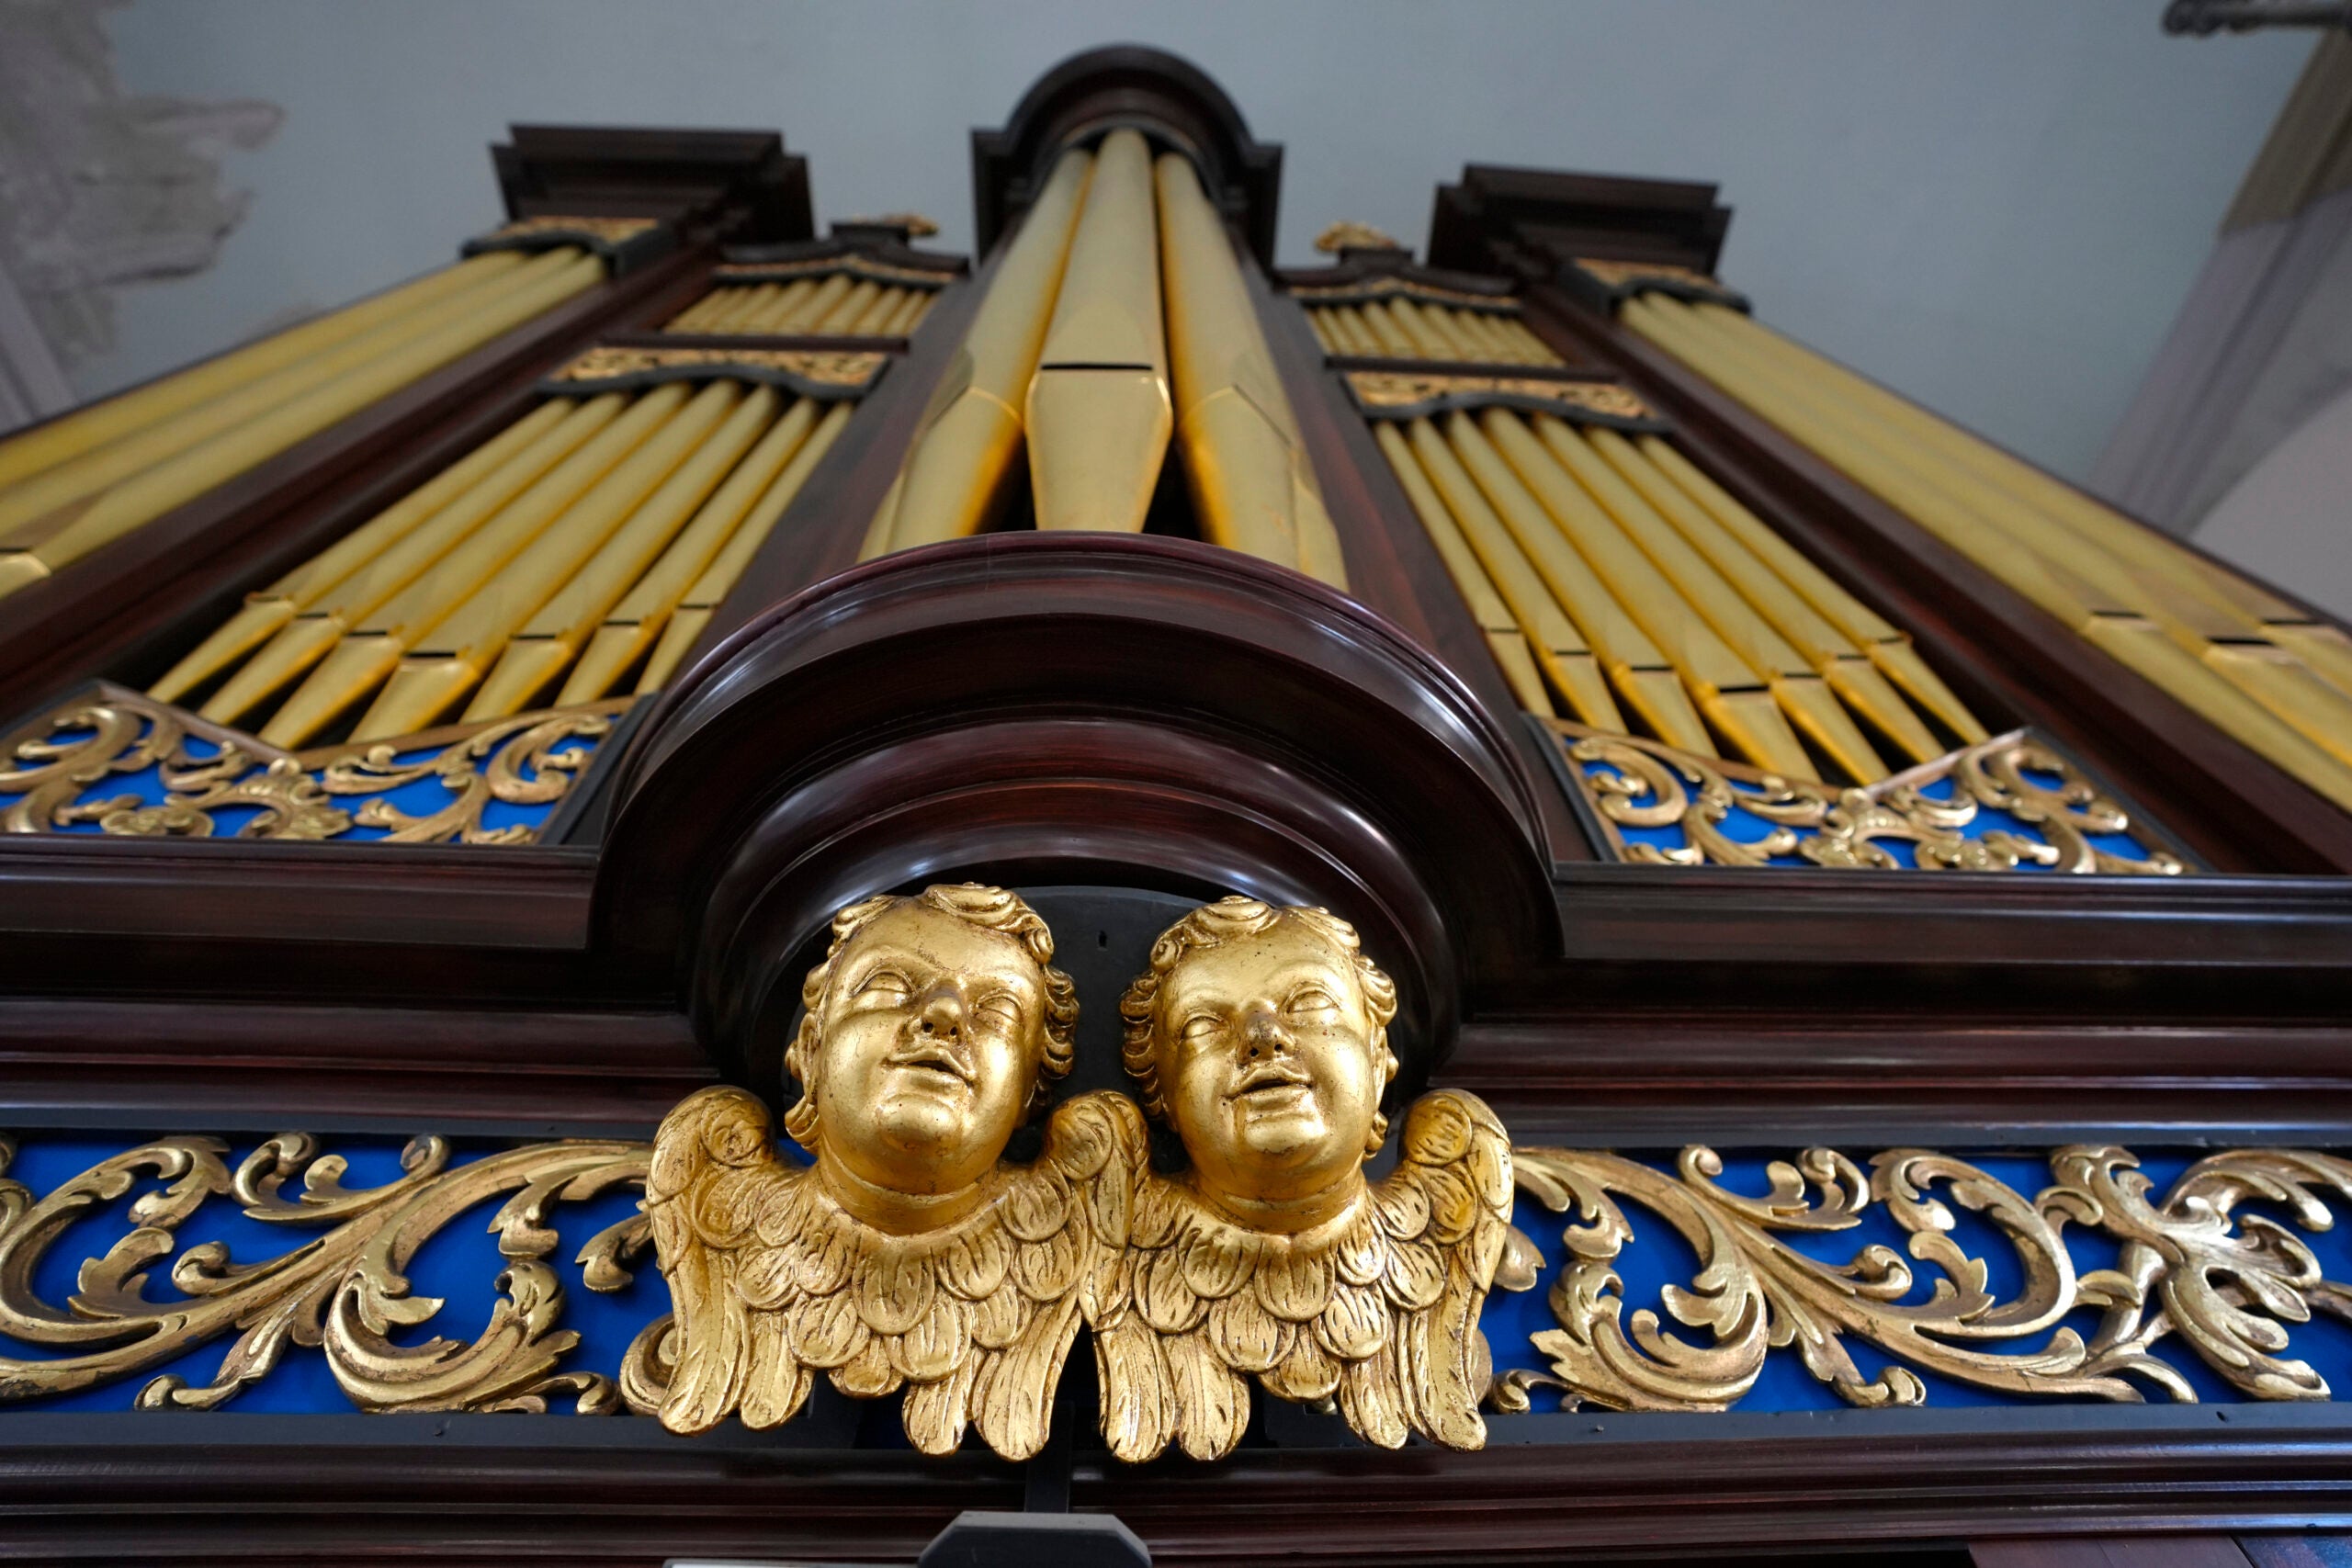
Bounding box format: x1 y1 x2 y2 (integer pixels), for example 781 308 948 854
1621 288 2352 814
149 380 856 747
1376 402 1984 786
0 685 622 845
0 248 605 599
1550 720 2188 874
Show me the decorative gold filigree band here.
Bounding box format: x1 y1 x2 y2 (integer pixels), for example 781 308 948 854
709 257 954 290
541 345 888 399
1346 373 1665 430
1551 721 2189 874
1506 1143 2352 1412
6 1130 2349 1421
1287 274 1522 312
0 684 622 844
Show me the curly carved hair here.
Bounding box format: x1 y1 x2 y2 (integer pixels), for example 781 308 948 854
783 884 1079 1150
1117 897 1400 1156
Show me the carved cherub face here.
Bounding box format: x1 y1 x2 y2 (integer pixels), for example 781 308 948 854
1123 899 1400 1215
787 886 1077 1208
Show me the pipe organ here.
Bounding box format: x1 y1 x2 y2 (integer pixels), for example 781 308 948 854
0 48 2347 1568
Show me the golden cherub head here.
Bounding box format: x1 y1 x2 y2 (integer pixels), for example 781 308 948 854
784 885 1078 1222
1120 897 1399 1226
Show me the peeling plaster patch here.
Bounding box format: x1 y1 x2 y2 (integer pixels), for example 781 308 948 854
0 0 281 373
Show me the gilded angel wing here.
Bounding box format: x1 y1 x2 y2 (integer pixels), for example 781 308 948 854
1106 1090 1516 1459
1355 1089 1514 1450
645 1086 812 1435
1109 1170 1262 1463
967 1089 1147 1461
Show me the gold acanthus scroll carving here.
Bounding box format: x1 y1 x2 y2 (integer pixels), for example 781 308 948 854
1505 1144 2352 1413
1563 724 2188 874
0 685 623 844
11 1123 2352 1424
0 1133 650 1413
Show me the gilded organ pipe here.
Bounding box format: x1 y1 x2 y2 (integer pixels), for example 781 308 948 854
1587 427 1947 765
354 379 741 739
632 400 854 694
0 249 527 494
1630 434 1984 744
560 397 821 704
880 289 933 336
1413 415 1700 747
1694 299 2352 706
1476 409 1819 776
865 148 1092 555
1534 416 1887 781
1377 422 1602 726
0 247 601 599
1374 423 1555 716
816 281 882 334
149 398 578 706
259 385 689 747
153 366 863 743
467 383 780 720
1025 129 1171 535
1624 292 2352 811
0 246 586 547
1155 152 1348 586
786 275 857 334
206 396 627 730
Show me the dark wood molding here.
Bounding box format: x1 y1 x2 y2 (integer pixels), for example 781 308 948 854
1 1407 2349 1563
600 532 1557 1100
0 997 703 1132
1429 164 1735 276
492 125 812 243
972 45 1284 266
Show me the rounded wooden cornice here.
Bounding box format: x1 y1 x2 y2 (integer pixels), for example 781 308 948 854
971 45 1284 267
594 533 1555 1104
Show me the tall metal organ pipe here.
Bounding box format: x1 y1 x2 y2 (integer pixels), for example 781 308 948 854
1024 129 1170 535
863 148 1092 554
1154 152 1349 588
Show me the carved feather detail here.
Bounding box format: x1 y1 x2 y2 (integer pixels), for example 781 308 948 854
646 1085 1148 1460
1102 1089 1515 1460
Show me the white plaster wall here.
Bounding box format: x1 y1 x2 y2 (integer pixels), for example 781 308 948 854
75 0 2311 486
2197 382 2352 624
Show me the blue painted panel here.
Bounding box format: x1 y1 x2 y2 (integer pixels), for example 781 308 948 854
3 1134 2338 1423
